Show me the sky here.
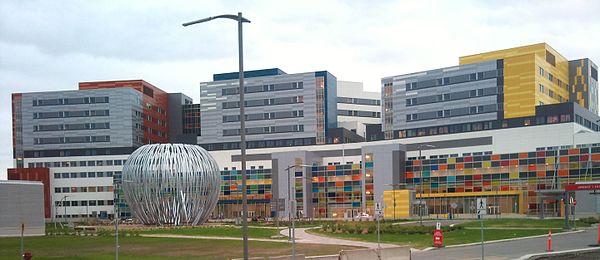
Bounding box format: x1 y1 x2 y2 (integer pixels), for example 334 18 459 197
1 0 599 180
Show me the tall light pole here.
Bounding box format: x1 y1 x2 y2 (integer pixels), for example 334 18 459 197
285 164 312 260
417 144 435 225
183 13 251 259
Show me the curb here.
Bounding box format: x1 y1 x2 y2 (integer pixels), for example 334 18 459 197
515 247 600 260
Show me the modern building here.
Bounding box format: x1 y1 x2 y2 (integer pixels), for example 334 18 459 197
382 43 600 140
0 181 45 237
336 81 381 138
9 80 187 220
210 119 599 219
198 68 338 150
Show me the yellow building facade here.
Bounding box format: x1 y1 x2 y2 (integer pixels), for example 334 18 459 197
460 43 570 119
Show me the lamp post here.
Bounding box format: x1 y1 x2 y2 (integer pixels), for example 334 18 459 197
183 12 251 260
61 195 69 225
285 164 312 260
417 144 435 225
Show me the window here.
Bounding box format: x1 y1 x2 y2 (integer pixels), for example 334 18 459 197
548 90 554 98
539 67 544 76
539 84 544 93
548 73 553 82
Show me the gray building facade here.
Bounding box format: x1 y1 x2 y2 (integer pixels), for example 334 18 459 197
15 88 144 160
382 60 504 139
198 68 337 150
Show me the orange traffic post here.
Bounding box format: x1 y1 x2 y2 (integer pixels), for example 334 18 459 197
547 229 552 252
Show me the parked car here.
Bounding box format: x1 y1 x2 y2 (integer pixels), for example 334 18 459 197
354 213 371 220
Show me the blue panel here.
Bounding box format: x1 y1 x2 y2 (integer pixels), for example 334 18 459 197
413 178 421 184
352 202 361 207
213 68 287 81
447 176 456 182
365 162 374 168
312 188 319 193
343 186 352 192
431 165 439 171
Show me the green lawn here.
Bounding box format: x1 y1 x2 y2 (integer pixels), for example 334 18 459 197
0 235 356 259
309 228 553 249
138 225 282 239
458 218 587 229
307 218 592 249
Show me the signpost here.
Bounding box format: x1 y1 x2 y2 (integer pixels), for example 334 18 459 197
477 198 487 260
375 202 383 260
433 222 443 248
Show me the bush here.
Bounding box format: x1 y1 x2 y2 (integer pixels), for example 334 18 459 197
579 216 599 225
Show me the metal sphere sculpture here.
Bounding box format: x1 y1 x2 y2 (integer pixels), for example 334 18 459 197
122 144 220 226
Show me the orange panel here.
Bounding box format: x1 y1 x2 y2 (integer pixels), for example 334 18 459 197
568 149 579 155
558 169 568 177
509 160 519 166
560 156 569 163
439 164 447 170
413 160 421 166
491 154 501 160
591 154 600 161
456 163 464 170
352 174 361 181
536 171 545 177
519 153 528 159
327 165 336 171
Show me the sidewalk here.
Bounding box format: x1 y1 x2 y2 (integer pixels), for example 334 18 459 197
279 227 399 249
140 233 289 243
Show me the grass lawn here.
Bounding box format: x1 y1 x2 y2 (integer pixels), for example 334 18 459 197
458 218 586 229
138 225 282 239
307 218 590 249
0 235 356 259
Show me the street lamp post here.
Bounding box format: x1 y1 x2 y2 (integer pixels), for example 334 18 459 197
285 164 312 260
417 144 435 225
183 12 251 260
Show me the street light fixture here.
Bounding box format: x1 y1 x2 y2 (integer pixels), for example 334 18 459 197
417 144 435 225
183 12 251 260
285 164 313 259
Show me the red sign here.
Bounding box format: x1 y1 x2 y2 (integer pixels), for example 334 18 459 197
433 229 443 247
565 183 600 191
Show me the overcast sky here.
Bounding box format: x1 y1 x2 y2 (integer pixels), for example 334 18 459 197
1 0 599 179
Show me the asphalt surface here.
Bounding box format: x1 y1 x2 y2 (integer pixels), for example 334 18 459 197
412 226 600 260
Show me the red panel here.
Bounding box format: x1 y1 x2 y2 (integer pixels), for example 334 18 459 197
7 168 51 218
473 174 482 180
580 155 589 161
464 157 473 163
536 151 546 157
528 165 537 171
473 187 482 192
500 160 509 166
483 180 491 186
500 185 509 191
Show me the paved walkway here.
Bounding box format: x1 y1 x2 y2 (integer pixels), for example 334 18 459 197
140 234 289 243
279 227 399 249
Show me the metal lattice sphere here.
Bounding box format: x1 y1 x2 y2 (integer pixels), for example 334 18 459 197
122 144 220 225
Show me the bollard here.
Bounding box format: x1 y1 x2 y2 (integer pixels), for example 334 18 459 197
547 229 552 252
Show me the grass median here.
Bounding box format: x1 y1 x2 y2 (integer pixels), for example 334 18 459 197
307 217 600 249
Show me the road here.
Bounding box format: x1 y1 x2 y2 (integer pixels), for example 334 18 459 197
412 226 599 260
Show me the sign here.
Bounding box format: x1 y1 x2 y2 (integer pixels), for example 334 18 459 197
565 183 600 191
476 198 487 216
375 202 383 217
436 222 441 230
433 229 443 247
451 203 458 209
